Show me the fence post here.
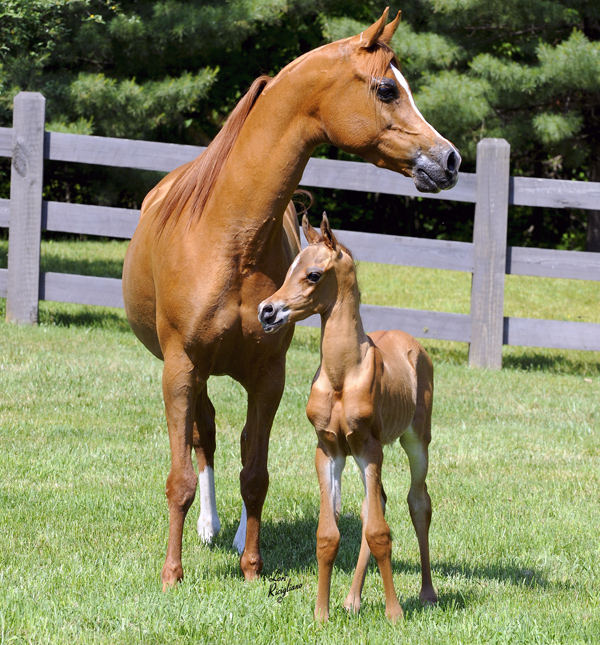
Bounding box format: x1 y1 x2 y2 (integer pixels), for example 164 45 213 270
468 138 510 369
6 92 46 324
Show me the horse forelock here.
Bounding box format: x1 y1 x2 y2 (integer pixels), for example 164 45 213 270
156 75 273 234
365 41 400 83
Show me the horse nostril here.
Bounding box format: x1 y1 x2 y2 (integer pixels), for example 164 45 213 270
446 150 460 175
261 303 275 321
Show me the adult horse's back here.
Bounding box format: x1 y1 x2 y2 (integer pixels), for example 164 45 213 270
122 8 460 590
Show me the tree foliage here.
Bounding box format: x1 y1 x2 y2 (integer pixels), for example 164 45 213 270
1 0 599 248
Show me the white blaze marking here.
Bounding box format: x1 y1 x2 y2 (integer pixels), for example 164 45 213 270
197 466 221 543
233 502 247 554
390 65 450 146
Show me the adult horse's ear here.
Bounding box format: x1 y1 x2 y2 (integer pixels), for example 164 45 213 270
355 7 390 49
380 11 401 45
302 213 321 245
320 212 338 252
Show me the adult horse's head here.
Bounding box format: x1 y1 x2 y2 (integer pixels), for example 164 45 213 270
290 8 460 193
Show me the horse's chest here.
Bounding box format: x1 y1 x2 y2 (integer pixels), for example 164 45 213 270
307 382 375 447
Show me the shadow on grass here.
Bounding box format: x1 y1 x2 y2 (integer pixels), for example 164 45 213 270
503 349 600 376
204 514 555 598
38 302 132 332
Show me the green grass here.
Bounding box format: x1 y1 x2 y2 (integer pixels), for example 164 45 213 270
0 237 599 643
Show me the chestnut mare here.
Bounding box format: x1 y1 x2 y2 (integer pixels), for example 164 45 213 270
122 8 459 590
258 213 436 622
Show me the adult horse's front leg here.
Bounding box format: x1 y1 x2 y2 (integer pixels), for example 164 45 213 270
161 349 201 590
237 359 286 580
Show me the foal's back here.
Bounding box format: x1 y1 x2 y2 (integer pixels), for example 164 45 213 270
369 330 433 447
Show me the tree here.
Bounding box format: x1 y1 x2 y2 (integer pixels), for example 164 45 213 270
1 1 598 248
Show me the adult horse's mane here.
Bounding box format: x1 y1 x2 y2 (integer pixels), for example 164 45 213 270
155 40 399 233
156 75 273 232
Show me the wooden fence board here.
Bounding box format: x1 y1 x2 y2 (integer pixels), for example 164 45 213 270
330 229 474 272
43 201 140 239
511 176 600 211
300 157 477 202
0 268 7 297
0 127 11 157
45 131 203 173
507 246 600 281
504 317 600 351
0 198 9 227
40 272 124 308
297 305 471 342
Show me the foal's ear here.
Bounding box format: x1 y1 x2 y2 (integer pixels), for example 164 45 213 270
354 7 390 49
302 213 321 245
320 212 338 252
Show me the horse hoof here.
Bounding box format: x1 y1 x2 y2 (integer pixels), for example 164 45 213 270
240 552 263 580
161 563 183 591
386 604 404 623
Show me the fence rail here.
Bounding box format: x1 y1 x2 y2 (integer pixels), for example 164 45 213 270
1 92 599 367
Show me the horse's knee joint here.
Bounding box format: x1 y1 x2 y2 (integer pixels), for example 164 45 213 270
365 527 391 558
316 530 340 564
166 470 197 511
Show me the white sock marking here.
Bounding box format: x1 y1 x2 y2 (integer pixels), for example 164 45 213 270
233 503 247 554
197 466 221 543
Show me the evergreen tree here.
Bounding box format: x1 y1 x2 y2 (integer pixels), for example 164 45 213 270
1 1 598 248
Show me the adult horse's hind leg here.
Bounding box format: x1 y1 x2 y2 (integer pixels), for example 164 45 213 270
161 349 201 590
237 357 287 580
194 385 221 544
399 425 437 605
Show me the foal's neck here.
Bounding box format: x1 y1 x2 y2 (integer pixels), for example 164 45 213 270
319 267 370 391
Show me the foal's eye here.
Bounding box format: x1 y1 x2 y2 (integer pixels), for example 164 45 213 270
307 272 322 284
376 79 398 102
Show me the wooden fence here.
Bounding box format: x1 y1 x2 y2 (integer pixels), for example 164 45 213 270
1 92 599 368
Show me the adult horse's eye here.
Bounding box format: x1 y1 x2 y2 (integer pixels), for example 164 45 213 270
307 272 322 284
376 79 398 102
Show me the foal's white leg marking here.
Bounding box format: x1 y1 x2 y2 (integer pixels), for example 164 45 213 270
391 65 452 147
197 466 221 543
232 502 247 554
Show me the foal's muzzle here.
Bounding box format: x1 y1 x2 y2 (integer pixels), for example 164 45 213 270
258 301 288 333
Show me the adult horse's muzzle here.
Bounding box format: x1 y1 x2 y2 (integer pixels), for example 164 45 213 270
258 301 289 333
413 145 461 193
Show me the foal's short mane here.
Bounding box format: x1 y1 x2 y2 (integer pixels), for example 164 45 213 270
156 75 272 233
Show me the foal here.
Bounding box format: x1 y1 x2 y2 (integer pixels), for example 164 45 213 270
258 214 437 622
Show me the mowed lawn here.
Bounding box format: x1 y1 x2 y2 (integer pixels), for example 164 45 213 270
0 237 598 644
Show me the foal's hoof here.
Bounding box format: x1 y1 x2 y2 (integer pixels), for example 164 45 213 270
343 594 361 614
386 604 404 623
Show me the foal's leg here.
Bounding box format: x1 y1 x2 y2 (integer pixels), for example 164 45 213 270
193 386 221 544
355 442 403 622
400 425 437 605
237 359 286 580
314 439 345 622
161 350 200 590
344 485 387 614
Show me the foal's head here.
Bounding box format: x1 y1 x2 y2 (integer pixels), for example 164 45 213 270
258 213 354 333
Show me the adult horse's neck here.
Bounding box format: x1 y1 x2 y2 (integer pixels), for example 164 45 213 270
199 66 322 256
319 263 371 391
